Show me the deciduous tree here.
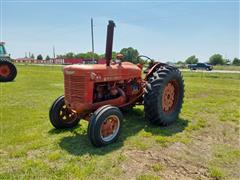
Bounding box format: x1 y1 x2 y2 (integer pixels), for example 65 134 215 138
185 55 198 64
120 47 139 64
37 54 43 60
232 58 240 66
209 54 224 65
45 55 50 60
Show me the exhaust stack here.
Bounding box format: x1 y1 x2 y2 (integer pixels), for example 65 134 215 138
105 20 115 66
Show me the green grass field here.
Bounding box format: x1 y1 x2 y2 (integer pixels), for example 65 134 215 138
213 65 240 71
0 65 240 179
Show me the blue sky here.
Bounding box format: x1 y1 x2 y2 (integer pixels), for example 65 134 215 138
0 0 239 62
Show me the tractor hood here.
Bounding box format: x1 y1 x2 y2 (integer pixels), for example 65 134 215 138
64 62 141 82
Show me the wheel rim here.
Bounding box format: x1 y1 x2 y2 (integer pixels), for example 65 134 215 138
59 105 78 124
162 80 179 113
100 115 120 142
0 65 10 77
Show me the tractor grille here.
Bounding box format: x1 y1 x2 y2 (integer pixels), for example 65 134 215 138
64 75 86 103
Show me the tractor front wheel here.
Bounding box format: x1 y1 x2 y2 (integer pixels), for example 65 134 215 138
0 59 17 82
144 66 184 126
88 105 123 147
49 96 80 129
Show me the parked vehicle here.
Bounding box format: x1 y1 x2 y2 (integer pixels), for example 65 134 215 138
0 42 17 82
188 63 213 71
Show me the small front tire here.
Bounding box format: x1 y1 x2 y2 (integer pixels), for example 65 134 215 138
88 105 123 147
49 96 80 129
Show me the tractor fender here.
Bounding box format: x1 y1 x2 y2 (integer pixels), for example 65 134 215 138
145 62 167 80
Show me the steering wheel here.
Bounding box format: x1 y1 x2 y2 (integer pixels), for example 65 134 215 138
137 55 155 63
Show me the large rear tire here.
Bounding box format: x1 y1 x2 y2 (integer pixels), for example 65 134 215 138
144 66 184 126
0 59 17 82
49 96 81 129
88 105 123 147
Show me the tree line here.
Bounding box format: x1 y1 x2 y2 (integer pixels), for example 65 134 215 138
27 54 50 61
56 47 143 64
30 47 143 64
31 47 240 66
178 54 240 66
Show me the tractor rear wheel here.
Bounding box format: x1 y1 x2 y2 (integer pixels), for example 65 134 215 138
88 105 123 147
49 96 81 129
144 66 184 126
0 59 17 82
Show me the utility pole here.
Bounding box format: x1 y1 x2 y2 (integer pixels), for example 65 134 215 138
91 18 95 61
53 45 56 59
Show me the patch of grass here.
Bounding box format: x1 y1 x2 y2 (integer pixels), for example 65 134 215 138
155 136 177 146
128 137 150 150
8 149 27 158
47 151 62 161
209 166 225 180
213 65 240 71
185 118 207 131
208 145 240 179
155 135 189 147
151 163 163 172
139 129 153 137
137 174 161 180
213 145 240 164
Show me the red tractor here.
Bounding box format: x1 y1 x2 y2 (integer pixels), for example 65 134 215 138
0 42 17 82
49 21 184 147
